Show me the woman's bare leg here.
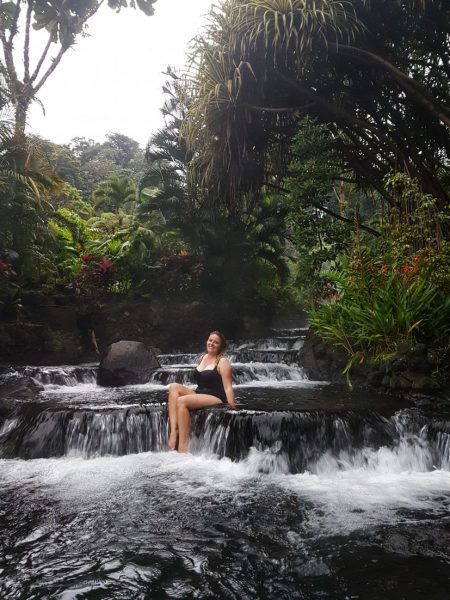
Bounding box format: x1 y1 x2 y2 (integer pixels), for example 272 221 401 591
177 394 222 453
167 383 193 450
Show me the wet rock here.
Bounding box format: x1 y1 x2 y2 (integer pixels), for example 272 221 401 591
389 375 403 390
300 332 448 399
405 344 430 372
384 525 450 559
388 356 409 373
368 371 384 387
97 340 160 387
383 344 433 378
411 376 440 394
389 374 412 391
299 333 347 384
0 365 14 377
381 375 391 388
0 376 44 399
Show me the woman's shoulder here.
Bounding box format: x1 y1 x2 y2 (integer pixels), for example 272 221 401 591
217 355 231 370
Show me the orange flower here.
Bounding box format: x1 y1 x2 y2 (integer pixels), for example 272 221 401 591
381 264 389 275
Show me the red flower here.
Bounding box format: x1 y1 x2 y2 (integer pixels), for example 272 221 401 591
82 254 95 263
98 256 111 273
402 264 410 274
381 264 389 275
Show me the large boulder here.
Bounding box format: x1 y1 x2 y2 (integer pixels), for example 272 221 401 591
97 340 160 387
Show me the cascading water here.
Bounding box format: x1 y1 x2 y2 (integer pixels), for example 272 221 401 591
1 328 449 599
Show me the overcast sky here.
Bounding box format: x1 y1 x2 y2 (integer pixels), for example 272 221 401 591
27 0 213 148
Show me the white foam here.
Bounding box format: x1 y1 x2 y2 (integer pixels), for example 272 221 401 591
235 380 326 388
42 382 167 394
43 383 100 393
1 447 449 536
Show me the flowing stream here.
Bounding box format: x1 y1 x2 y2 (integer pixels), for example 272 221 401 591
1 329 449 599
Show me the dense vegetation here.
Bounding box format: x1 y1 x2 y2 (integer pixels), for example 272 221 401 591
0 0 449 381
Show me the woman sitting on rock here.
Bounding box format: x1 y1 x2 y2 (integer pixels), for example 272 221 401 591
167 331 236 452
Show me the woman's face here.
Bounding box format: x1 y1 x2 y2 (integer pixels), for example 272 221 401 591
206 334 222 354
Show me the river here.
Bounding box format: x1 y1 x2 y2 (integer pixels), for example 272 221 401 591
1 329 449 599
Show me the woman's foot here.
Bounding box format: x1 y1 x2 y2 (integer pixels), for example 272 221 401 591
177 441 188 453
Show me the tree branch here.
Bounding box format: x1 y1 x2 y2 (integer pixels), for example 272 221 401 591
24 1 33 82
336 44 450 129
7 1 21 45
339 149 395 207
0 23 18 85
267 170 357 185
313 202 380 236
33 45 68 94
30 0 106 87
246 103 315 113
29 31 54 84
264 182 380 237
270 68 404 162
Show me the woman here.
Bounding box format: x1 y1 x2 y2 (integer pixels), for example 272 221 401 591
167 331 236 452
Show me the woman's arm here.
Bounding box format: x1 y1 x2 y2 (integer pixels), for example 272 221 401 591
219 358 236 409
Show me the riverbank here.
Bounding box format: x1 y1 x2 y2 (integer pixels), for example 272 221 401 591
300 331 450 403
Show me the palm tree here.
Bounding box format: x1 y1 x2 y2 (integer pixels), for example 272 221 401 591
0 114 61 206
92 175 137 225
183 0 362 204
137 72 200 245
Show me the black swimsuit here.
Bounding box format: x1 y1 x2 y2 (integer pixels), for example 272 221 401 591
193 365 227 403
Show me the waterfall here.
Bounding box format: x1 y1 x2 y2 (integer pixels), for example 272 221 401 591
1 328 449 473
1 402 448 473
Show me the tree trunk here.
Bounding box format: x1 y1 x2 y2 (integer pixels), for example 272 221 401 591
14 97 30 138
